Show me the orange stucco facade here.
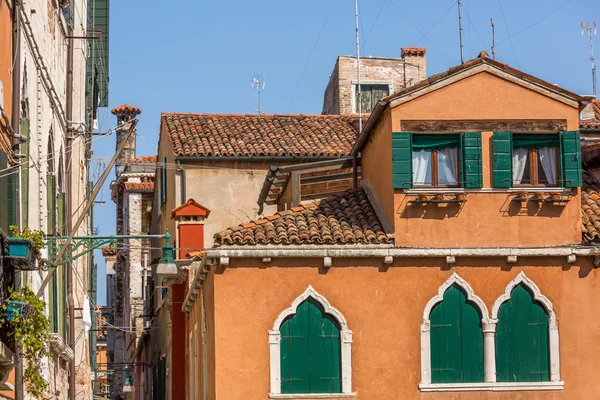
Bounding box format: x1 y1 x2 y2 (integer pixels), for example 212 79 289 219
207 258 599 400
361 71 582 248
0 0 12 121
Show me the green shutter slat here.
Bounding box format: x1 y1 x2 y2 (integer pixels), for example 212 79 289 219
392 132 412 189
0 151 8 233
308 299 341 393
492 131 513 188
281 300 310 393
560 130 582 188
496 284 550 382
461 132 483 189
430 284 483 383
20 119 30 228
47 174 56 234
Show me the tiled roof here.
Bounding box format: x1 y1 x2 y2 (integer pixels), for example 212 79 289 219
127 155 157 164
582 170 600 242
101 245 116 257
214 188 392 246
124 181 155 192
401 47 427 56
161 113 359 158
111 104 142 115
581 100 600 130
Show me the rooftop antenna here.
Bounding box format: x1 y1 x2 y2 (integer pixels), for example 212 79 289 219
458 0 464 63
582 21 597 96
490 19 496 59
354 0 362 131
251 73 266 114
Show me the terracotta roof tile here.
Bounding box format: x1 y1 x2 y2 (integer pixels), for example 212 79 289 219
124 181 155 192
214 189 392 246
161 114 359 158
111 104 142 115
127 155 157 164
582 169 600 242
401 47 427 57
581 100 600 130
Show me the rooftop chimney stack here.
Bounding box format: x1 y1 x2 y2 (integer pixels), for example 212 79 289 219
111 104 142 177
401 47 427 85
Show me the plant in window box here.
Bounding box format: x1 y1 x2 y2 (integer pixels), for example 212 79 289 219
0 286 50 398
7 226 46 269
455 193 466 202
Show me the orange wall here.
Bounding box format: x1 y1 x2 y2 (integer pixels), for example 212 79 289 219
0 0 12 120
211 258 600 400
362 71 582 248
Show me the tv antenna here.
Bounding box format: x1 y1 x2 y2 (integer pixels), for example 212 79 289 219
582 21 597 96
251 73 266 114
490 19 496 60
457 0 464 64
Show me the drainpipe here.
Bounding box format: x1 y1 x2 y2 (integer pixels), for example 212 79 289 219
65 26 76 400
11 2 23 400
176 160 186 204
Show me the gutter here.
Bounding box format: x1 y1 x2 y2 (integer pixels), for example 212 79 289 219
175 156 348 162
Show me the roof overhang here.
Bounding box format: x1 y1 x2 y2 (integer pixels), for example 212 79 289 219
352 58 587 156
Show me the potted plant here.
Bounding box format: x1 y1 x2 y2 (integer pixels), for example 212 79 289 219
0 286 50 397
7 226 46 269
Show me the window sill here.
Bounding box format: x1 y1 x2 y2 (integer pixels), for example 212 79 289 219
269 394 356 399
419 381 564 392
403 188 571 194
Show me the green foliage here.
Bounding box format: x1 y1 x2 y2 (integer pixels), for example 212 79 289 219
9 226 46 253
0 286 50 398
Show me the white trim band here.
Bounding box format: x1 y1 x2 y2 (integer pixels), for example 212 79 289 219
419 382 564 392
269 394 357 399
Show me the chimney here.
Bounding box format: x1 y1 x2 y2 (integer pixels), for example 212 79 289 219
111 104 142 177
401 47 427 86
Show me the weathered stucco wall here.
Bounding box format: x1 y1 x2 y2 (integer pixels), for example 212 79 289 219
210 258 599 399
362 71 582 247
0 1 12 120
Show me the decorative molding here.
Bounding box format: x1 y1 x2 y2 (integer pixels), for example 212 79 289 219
270 286 352 395
421 273 489 386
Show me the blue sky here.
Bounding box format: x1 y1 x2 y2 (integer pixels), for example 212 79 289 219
92 0 599 304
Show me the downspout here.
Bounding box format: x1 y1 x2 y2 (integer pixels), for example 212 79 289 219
65 28 76 400
177 160 186 203
11 3 23 400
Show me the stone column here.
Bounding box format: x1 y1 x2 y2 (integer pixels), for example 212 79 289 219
483 320 497 383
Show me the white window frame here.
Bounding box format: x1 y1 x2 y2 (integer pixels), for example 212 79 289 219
350 80 394 114
420 272 563 392
268 285 355 399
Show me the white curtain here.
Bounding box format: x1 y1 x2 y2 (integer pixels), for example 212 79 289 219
83 295 92 336
412 150 432 185
512 148 529 185
438 148 458 185
538 147 557 185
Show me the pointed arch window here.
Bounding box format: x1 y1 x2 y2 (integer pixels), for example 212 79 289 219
269 286 354 398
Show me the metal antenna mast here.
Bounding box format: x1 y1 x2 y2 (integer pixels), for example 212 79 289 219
582 22 597 96
458 0 464 63
251 73 266 114
490 19 496 59
354 0 362 132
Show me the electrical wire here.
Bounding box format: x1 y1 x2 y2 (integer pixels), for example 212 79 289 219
415 1 457 47
496 0 519 69
286 0 338 113
363 0 387 48
462 1 486 55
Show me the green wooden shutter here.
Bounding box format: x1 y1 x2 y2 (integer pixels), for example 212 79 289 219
280 298 342 394
7 167 16 228
392 132 412 189
461 132 483 189
496 284 550 383
430 284 484 383
308 299 341 393
492 131 513 188
49 274 57 333
20 119 29 228
560 130 582 188
281 300 310 393
0 151 8 233
47 174 56 234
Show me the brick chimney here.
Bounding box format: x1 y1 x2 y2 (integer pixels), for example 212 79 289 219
401 47 427 85
111 104 142 177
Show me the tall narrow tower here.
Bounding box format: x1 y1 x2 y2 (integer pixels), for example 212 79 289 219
111 104 142 176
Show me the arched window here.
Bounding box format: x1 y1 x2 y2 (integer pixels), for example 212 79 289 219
495 283 549 382
280 298 341 394
269 286 353 397
492 272 560 385
430 284 484 383
421 273 488 387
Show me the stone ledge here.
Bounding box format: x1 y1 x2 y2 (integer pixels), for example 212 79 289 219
49 333 74 362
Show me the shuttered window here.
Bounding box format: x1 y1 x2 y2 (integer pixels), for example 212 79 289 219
496 284 550 382
492 131 581 188
47 174 57 234
280 298 341 394
20 118 30 227
354 84 390 114
392 132 482 189
430 284 484 383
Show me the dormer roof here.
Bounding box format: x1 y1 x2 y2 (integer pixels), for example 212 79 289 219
171 198 211 219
